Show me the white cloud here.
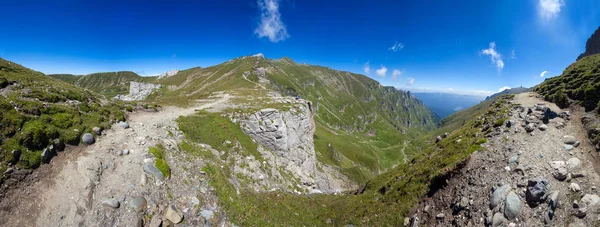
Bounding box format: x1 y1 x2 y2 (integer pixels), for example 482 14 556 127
254 0 289 43
454 106 464 111
538 0 565 21
388 41 404 52
392 69 402 79
511 50 517 59
376 65 388 77
481 42 504 71
540 70 548 77
402 87 494 97
498 86 511 92
407 77 415 86
363 61 371 74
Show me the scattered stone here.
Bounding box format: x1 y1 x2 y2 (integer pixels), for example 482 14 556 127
549 191 560 210
191 197 200 205
539 124 548 131
572 200 587 218
92 127 102 135
101 198 120 208
82 133 95 145
563 135 577 145
567 158 582 170
525 123 536 132
508 223 516 227
119 121 129 129
581 194 600 206
492 212 505 227
436 136 442 143
200 209 214 220
509 156 519 165
148 215 162 227
165 205 183 224
550 161 568 181
506 120 513 128
574 141 581 147
123 149 130 155
504 191 521 220
404 218 410 227
564 145 574 151
140 173 147 185
143 163 164 180
570 183 581 192
436 213 445 219
526 178 550 203
491 184 511 208
116 150 123 156
129 197 147 212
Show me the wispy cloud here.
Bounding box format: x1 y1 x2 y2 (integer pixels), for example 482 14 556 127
481 42 504 71
391 69 402 79
388 41 404 52
407 77 415 86
376 65 387 77
454 106 464 111
498 86 511 92
363 61 371 74
538 0 565 21
540 70 548 77
255 0 289 42
511 50 517 59
403 87 494 97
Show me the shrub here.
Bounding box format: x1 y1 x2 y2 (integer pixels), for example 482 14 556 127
19 150 42 169
20 120 50 150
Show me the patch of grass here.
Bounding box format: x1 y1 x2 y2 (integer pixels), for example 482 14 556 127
155 158 171 178
493 117 508 127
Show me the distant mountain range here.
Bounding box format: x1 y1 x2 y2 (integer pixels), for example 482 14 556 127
485 86 530 100
412 92 485 119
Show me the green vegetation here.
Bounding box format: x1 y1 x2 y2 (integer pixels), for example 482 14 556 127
149 144 171 177
536 54 600 110
49 71 157 98
0 58 126 173
176 96 512 226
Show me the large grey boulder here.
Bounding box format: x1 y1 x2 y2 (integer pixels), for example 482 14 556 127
129 197 147 212
526 178 550 203
82 133 95 145
491 184 511 209
504 191 521 220
563 135 577 145
567 158 582 170
582 194 600 206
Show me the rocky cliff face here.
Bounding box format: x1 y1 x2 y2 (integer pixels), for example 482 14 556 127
238 99 351 193
577 26 600 61
115 81 161 101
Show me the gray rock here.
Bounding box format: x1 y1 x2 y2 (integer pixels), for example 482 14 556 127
570 183 581 192
491 184 511 209
149 215 162 227
550 161 568 181
549 191 560 210
101 198 120 208
165 205 183 224
11 150 21 164
41 147 56 164
563 135 577 145
200 209 214 221
525 123 536 132
436 213 445 219
572 201 587 218
526 178 550 203
506 120 514 128
191 197 200 205
574 141 581 147
114 82 162 101
509 156 519 165
504 191 521 220
129 197 147 212
143 163 164 180
492 212 505 226
539 124 548 131
123 149 130 155
92 127 102 135
119 121 129 129
567 158 582 170
82 133 95 145
564 145 574 151
582 194 600 206
436 136 442 143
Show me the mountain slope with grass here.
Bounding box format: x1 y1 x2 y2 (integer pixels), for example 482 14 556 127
0 57 127 174
49 71 157 98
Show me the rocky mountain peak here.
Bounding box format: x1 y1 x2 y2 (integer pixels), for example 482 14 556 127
577 26 600 61
157 69 179 79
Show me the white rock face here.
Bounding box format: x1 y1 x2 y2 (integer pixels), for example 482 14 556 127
239 100 349 192
158 70 179 79
252 53 264 58
114 82 161 101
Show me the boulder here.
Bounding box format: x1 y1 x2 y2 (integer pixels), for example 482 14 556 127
143 163 164 180
165 205 183 224
570 183 582 192
526 178 550 203
436 136 442 143
564 145 574 151
582 194 600 206
567 158 582 170
491 184 511 208
539 124 548 131
92 126 102 135
119 121 129 129
492 212 505 227
129 197 147 212
563 135 577 145
525 123 536 132
550 161 568 181
82 133 95 145
101 198 120 208
41 147 56 164
504 191 521 220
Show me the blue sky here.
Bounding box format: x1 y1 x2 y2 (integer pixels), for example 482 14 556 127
0 0 598 96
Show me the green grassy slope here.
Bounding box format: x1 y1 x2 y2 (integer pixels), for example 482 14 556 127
176 94 514 226
49 71 157 98
536 54 600 110
153 56 437 182
0 58 126 173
